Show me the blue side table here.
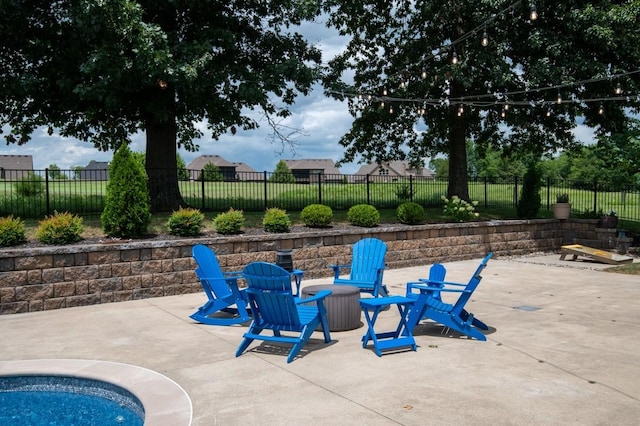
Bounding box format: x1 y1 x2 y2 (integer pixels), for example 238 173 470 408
359 296 417 357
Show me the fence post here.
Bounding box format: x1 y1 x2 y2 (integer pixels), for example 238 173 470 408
200 170 205 210
545 177 550 210
44 169 51 216
593 179 598 213
483 177 488 208
366 174 371 205
514 176 518 208
318 174 323 205
409 175 414 202
263 171 268 211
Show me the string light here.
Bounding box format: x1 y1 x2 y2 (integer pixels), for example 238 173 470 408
615 82 623 94
458 104 464 116
323 1 640 116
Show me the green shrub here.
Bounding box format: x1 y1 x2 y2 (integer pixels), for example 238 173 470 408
442 195 480 222
394 183 414 200
101 144 151 238
35 211 83 245
15 172 44 197
300 204 333 227
263 208 291 233
397 202 425 224
213 208 245 235
347 204 380 227
167 207 204 237
0 215 26 247
517 161 542 219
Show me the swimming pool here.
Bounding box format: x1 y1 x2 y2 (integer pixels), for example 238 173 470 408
0 375 144 425
0 359 192 426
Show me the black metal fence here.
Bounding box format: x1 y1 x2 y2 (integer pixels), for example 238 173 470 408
1 168 638 222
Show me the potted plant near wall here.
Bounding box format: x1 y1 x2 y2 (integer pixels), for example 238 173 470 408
600 210 618 228
553 193 571 219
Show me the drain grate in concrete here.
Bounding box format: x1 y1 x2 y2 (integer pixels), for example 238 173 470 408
513 305 541 311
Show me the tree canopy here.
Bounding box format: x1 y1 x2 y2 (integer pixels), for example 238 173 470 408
0 0 322 211
322 0 640 200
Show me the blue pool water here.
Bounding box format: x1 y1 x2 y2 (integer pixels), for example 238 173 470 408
0 375 144 426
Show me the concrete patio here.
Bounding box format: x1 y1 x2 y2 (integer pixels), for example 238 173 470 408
1 253 639 425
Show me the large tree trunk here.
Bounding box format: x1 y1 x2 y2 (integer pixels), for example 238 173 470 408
447 81 470 201
144 95 184 212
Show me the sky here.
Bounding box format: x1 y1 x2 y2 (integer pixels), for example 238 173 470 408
1 15 598 175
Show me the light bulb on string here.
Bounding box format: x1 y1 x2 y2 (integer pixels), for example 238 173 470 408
481 29 489 47
615 82 623 95
546 109 552 117
598 104 604 115
504 103 509 111
500 106 506 118
383 87 388 96
457 104 464 116
557 91 562 104
421 68 427 79
452 49 458 64
530 5 538 21
389 105 394 114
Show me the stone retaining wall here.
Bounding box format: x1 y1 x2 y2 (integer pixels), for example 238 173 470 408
0 219 595 315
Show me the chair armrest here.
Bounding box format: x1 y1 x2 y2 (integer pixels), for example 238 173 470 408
418 278 466 286
407 281 442 291
222 271 243 278
329 264 349 279
419 278 466 287
296 289 332 305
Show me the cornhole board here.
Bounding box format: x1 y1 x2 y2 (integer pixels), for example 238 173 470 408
560 244 634 265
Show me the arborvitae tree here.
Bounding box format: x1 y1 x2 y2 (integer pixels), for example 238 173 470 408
198 163 224 182
270 160 295 183
101 144 151 238
517 160 543 219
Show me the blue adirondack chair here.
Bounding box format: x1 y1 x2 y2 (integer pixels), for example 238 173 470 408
189 244 251 326
405 252 493 341
330 237 389 297
236 262 332 363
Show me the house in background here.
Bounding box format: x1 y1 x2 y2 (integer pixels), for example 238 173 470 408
186 155 250 181
281 159 343 183
79 160 109 180
354 161 435 182
0 155 34 179
231 162 261 181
